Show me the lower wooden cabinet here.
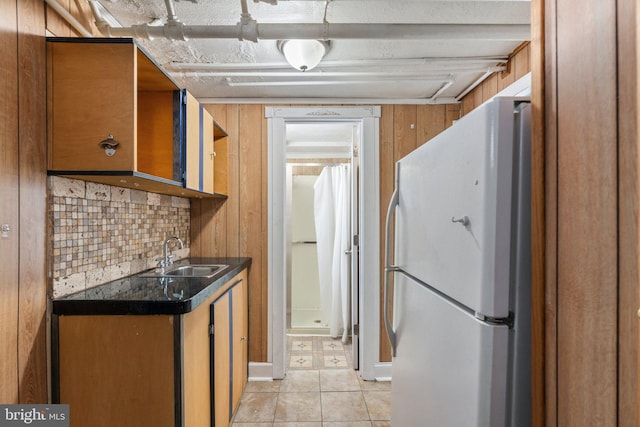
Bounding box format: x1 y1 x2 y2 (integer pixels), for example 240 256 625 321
52 268 248 427
211 272 248 427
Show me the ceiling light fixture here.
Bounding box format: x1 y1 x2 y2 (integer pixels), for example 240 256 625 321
277 40 331 72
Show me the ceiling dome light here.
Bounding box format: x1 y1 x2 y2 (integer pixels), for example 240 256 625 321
278 40 330 72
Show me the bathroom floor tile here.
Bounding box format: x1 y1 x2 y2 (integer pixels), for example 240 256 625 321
291 340 314 352
322 340 344 351
289 354 315 369
322 354 348 368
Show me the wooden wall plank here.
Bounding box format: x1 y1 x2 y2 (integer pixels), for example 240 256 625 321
617 0 639 424
515 44 531 80
393 105 417 160
498 66 517 92
461 95 475 117
238 104 265 362
226 105 240 256
378 105 395 362
530 0 547 426
417 104 445 145
473 86 484 110
17 0 47 403
444 104 460 128
45 0 72 37
543 0 559 424
0 0 20 405
482 73 499 103
556 1 618 425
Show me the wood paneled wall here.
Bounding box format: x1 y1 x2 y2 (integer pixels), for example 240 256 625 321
534 0 639 425
191 104 269 362
1 0 48 404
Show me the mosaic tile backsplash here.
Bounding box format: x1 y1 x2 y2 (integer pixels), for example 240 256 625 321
49 176 191 297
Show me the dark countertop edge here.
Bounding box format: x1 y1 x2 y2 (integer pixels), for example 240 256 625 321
52 257 252 316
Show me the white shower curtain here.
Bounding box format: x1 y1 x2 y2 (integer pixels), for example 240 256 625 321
314 165 351 342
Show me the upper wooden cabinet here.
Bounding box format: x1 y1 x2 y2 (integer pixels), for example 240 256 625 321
184 98 228 196
47 38 227 199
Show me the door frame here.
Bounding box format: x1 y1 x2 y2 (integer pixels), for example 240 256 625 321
265 106 381 380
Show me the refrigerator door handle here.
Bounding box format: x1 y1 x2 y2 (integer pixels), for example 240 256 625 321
384 181 400 357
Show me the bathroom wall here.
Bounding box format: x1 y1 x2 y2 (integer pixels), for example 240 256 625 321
290 173 322 329
49 176 190 297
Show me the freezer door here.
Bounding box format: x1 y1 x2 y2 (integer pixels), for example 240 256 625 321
391 273 509 427
396 97 523 318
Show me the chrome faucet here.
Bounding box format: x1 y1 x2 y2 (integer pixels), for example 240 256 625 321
159 236 184 270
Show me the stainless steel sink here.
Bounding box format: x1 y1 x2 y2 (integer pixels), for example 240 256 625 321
140 264 228 279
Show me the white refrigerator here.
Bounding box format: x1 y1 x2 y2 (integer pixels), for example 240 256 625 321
384 97 531 426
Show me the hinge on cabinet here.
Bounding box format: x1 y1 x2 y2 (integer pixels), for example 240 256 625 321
353 324 359 336
209 324 215 335
353 235 359 246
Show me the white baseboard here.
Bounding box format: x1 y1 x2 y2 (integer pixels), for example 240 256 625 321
248 362 273 381
373 362 392 381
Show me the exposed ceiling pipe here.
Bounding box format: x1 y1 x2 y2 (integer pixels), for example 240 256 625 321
163 0 179 24
45 0 93 37
427 79 455 102
224 79 453 87
88 1 529 43
170 57 509 71
455 69 494 101
177 67 504 78
103 22 530 43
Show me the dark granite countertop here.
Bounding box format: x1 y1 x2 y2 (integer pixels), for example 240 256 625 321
52 257 251 316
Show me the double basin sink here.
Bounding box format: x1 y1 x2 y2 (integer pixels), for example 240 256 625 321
140 264 228 279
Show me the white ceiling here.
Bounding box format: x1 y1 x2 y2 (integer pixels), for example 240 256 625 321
91 0 531 103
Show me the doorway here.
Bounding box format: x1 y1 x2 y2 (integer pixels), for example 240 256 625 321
285 122 357 370
266 106 381 381
287 161 352 336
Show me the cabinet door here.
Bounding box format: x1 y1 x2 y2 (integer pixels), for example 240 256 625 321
231 273 248 411
211 271 248 427
211 292 232 427
213 124 228 195
184 90 201 191
201 107 215 194
183 297 213 427
49 42 136 171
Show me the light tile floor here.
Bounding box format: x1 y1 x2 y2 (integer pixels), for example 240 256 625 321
231 336 391 427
